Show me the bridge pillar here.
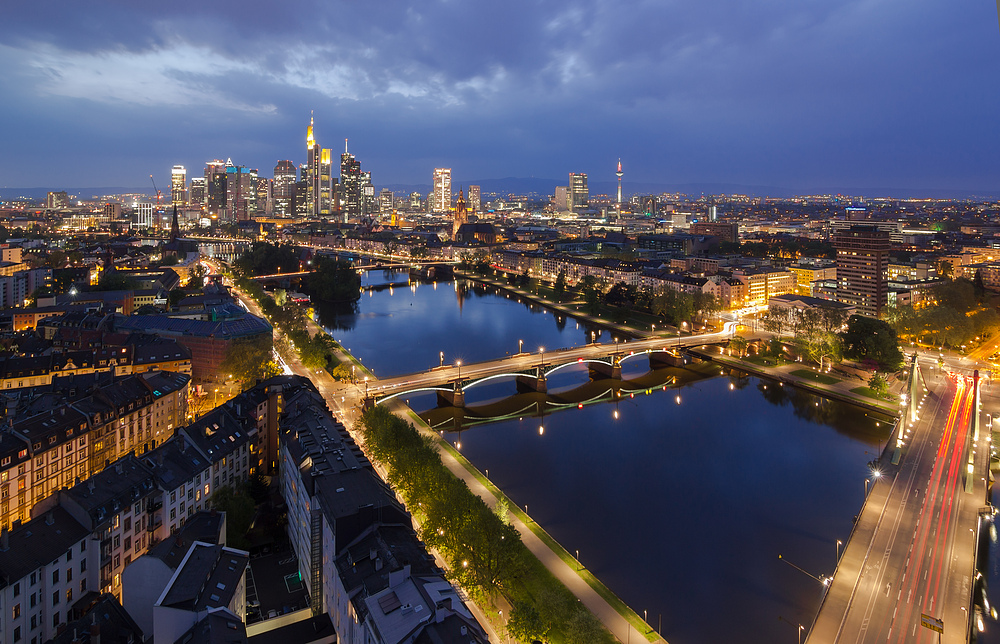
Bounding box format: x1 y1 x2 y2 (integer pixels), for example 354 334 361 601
588 360 621 380
436 387 465 408
516 374 547 393
649 351 685 368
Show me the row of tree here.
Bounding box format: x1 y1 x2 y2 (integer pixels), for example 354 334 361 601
885 278 999 349
359 406 613 643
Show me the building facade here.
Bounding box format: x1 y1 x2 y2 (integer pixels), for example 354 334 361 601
834 225 890 318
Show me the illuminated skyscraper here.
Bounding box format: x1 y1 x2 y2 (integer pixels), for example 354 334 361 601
204 160 227 212
189 177 206 209
433 168 452 213
273 160 296 216
468 185 481 212
569 172 588 211
306 115 333 216
379 189 394 215
340 140 362 221
835 225 889 317
171 165 187 206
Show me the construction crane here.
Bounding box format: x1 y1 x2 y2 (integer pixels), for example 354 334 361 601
149 174 163 232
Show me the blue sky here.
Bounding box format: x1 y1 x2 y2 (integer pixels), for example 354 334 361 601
2 0 999 195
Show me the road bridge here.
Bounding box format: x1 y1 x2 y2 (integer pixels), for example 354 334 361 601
807 356 990 643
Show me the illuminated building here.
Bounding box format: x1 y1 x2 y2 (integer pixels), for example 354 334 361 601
203 160 227 212
569 172 588 211
433 168 452 213
468 185 481 212
340 141 362 221
306 115 333 216
224 161 256 222
273 160 296 216
453 189 468 238
189 177 206 208
171 165 187 206
379 188 394 215
835 225 890 317
616 159 623 207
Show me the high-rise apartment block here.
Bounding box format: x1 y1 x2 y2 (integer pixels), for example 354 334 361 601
834 225 890 318
433 168 452 213
569 172 588 211
171 165 187 206
379 188 394 215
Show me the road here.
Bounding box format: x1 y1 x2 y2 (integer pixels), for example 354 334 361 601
363 326 736 398
808 358 989 643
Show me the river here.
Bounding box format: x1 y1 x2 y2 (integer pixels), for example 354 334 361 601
313 274 893 644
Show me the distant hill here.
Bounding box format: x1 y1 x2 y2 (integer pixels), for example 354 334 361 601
0 187 152 201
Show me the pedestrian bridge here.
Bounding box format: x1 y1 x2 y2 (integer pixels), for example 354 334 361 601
372 346 697 408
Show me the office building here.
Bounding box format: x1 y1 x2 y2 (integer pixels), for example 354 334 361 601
46 192 70 209
189 177 206 208
378 188 393 215
569 172 588 211
432 168 452 213
340 143 362 220
273 160 297 216
468 185 481 212
255 175 272 216
171 165 187 206
689 221 739 244
204 160 228 213
224 161 257 222
834 225 890 317
306 117 334 216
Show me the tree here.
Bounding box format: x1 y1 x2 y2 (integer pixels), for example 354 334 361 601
729 335 749 358
937 259 954 281
45 250 67 269
168 288 186 308
507 601 548 642
554 270 567 296
839 315 904 371
219 335 282 390
580 275 602 312
868 372 889 399
95 270 138 292
209 485 256 550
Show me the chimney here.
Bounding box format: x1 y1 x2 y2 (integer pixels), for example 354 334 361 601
89 618 101 644
45 511 54 526
88 479 96 493
0 527 8 551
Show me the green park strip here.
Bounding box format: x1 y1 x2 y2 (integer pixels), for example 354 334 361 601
435 436 660 643
790 369 841 385
361 406 618 644
850 386 897 403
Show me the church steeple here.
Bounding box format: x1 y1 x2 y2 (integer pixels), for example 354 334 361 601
170 205 180 241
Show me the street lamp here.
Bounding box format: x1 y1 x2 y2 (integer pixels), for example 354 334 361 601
539 347 545 366
591 331 596 344
518 339 523 354
456 360 462 381
439 351 444 367
364 376 369 398
836 539 842 563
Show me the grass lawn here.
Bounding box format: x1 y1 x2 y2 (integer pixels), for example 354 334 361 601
850 386 896 403
790 369 841 385
744 355 783 367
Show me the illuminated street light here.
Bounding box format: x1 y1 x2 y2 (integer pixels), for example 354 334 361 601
519 339 523 354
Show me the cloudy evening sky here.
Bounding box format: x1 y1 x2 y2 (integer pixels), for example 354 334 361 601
2 0 999 195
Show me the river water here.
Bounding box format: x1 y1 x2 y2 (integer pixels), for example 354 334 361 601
314 274 892 644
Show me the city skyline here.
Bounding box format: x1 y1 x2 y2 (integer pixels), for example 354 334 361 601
2 1 999 194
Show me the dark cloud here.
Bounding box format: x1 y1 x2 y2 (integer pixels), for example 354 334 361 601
1 0 998 192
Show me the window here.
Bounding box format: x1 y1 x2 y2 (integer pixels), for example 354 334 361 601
51 612 58 628
13 582 19 597
30 615 35 629
123 537 130 551
29 572 35 585
51 570 58 584
51 591 58 605
80 579 86 593
124 517 131 532
65 569 71 583
28 593 35 608
13 603 20 618
113 554 119 569
80 542 85 554
13 626 20 642
65 589 72 603
113 535 119 549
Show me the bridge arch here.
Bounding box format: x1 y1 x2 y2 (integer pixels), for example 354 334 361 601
376 386 453 405
545 358 614 377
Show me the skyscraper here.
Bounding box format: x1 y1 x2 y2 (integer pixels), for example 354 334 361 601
379 189 394 215
273 160 297 216
306 115 333 216
340 140 362 221
189 177 206 209
204 160 227 212
433 168 452 213
224 160 256 222
834 225 889 318
569 172 588 211
468 185 481 213
171 165 187 206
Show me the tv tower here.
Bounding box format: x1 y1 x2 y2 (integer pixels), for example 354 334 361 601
615 158 623 207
